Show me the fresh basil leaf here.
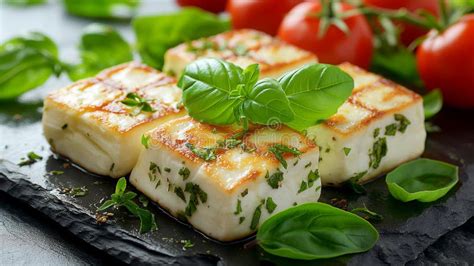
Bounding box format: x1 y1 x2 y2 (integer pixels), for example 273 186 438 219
67 24 132 81
386 159 459 202
0 32 58 58
133 8 229 69
4 0 46 6
279 64 354 131
0 48 56 100
257 203 379 260
97 199 116 211
371 47 421 85
242 78 294 125
178 58 244 125
63 0 139 19
351 207 383 222
423 89 443 120
243 64 260 91
115 177 127 196
123 199 157 233
0 32 61 100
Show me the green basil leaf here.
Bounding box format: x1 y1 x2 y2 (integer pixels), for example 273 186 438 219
278 64 354 131
123 200 157 234
0 48 56 100
67 23 132 81
386 158 459 202
4 0 46 6
257 203 379 260
243 63 260 91
97 199 116 211
242 78 294 125
133 8 229 69
63 0 139 19
178 58 244 125
370 47 421 85
0 32 58 58
423 89 443 120
115 177 127 195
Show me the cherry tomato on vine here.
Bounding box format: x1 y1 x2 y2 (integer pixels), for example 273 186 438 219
176 0 227 13
363 0 439 46
227 0 304 35
417 15 474 108
278 1 374 69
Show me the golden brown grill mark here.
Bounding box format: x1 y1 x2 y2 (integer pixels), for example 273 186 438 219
321 64 422 136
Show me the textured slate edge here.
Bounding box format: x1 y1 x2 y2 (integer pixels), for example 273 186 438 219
0 160 222 266
351 177 474 264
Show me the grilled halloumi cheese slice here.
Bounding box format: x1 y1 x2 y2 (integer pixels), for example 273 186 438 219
42 63 185 177
130 116 321 241
163 29 317 79
307 63 426 185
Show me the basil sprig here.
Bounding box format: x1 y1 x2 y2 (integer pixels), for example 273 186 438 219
257 203 379 260
67 23 133 81
423 89 443 120
178 58 353 130
178 58 294 126
0 32 62 100
133 8 229 70
386 158 459 203
98 177 157 233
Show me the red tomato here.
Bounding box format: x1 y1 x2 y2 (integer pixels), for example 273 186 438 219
363 0 439 46
227 0 304 35
417 15 474 108
278 1 374 69
176 0 227 13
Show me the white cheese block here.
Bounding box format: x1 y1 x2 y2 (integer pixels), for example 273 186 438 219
307 63 426 185
163 29 318 79
130 116 321 241
42 63 185 177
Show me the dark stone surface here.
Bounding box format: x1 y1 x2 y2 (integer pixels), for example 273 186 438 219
408 217 474 265
1 2 474 265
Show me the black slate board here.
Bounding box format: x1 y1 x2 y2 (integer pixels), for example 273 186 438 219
1 97 474 265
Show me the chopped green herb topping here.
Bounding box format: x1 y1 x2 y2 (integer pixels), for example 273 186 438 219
141 134 151 149
325 147 331 153
265 197 277 214
250 202 263 230
110 163 115 171
61 123 68 130
241 189 248 197
155 179 161 189
181 239 194 250
373 128 380 138
18 152 43 166
149 162 161 175
343 147 351 156
346 171 368 194
351 206 383 222
179 167 190 180
234 199 242 215
217 131 246 149
121 92 154 114
315 185 321 192
239 216 246 224
266 170 284 189
185 143 216 161
394 114 411 133
384 123 398 136
269 144 302 169
60 186 88 197
174 187 186 202
369 137 387 169
298 181 308 193
184 182 207 217
164 167 171 173
304 162 312 168
307 170 320 188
